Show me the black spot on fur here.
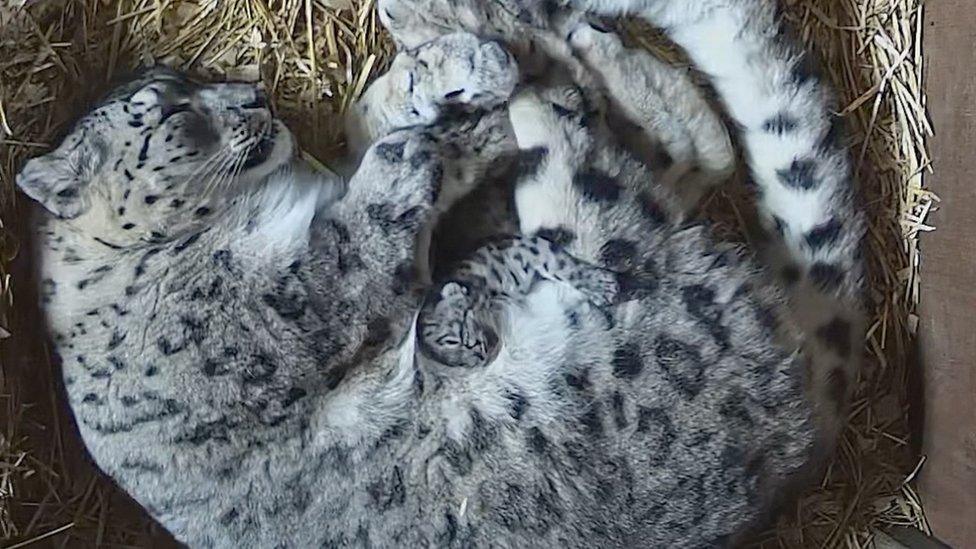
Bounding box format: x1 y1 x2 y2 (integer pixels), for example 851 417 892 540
219 508 238 526
144 195 159 205
771 215 787 236
681 285 730 349
107 330 126 350
194 206 211 217
262 290 306 321
564 368 590 391
817 317 853 358
282 387 307 408
534 227 575 249
242 354 278 384
611 343 643 379
617 262 660 302
179 315 208 346
654 336 706 399
527 427 548 455
762 113 799 134
809 262 844 290
574 170 621 202
781 264 801 285
375 141 406 163
363 317 393 348
441 439 473 476
720 391 754 427
122 222 136 230
156 337 183 356
172 232 202 254
201 358 226 377
611 391 628 429
635 407 676 463
392 261 416 295
826 367 849 413
515 147 548 179
580 403 604 437
600 239 638 270
776 159 818 190
505 389 529 420
640 195 668 224
212 249 233 269
551 102 576 119
805 218 843 251
368 465 406 511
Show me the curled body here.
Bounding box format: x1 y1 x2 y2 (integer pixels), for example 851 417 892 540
21 1 865 547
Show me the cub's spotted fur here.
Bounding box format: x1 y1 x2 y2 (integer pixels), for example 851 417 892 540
417 235 618 369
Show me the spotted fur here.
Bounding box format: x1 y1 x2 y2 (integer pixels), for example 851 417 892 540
20 0 866 545
417 235 618 369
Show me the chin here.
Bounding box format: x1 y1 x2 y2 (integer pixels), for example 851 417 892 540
242 120 295 181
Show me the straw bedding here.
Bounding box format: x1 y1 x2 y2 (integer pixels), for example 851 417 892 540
0 0 935 546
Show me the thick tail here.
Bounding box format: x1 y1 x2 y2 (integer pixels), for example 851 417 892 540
567 0 867 442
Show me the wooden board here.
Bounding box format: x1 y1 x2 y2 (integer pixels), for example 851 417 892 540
919 3 976 547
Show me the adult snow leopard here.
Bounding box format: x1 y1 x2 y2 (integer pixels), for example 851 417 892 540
20 3 864 549
381 0 865 453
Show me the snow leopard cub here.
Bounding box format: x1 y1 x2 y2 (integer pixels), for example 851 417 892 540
417 235 619 369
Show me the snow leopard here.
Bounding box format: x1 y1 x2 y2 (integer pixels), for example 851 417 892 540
378 0 865 453
417 234 619 369
20 2 865 549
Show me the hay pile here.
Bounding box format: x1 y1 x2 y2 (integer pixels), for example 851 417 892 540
0 0 934 546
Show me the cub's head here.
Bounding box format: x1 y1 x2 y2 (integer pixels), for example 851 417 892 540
17 67 293 244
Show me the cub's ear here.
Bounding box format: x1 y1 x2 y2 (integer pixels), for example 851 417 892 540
16 142 101 219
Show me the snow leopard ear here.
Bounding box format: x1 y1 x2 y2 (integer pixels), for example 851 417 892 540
16 141 102 219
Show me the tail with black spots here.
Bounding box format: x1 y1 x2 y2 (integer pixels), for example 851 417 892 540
565 0 867 443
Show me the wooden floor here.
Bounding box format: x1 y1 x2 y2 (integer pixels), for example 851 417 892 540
919 3 976 548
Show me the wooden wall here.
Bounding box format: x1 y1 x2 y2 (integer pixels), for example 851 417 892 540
920 2 976 547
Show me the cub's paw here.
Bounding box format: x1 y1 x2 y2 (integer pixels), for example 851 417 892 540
509 87 589 151
355 130 444 223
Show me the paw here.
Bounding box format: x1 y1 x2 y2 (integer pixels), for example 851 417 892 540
359 130 443 215
378 0 443 48
566 20 618 51
509 91 556 148
509 87 589 150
